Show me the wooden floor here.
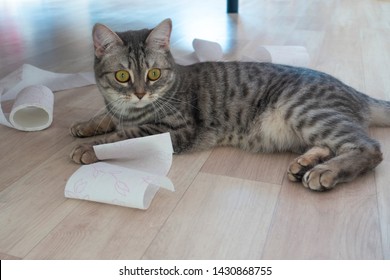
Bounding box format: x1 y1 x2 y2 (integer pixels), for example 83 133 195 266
0 0 389 260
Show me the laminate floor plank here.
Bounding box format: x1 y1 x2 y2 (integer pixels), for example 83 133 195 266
201 147 292 185
142 173 281 259
262 169 383 259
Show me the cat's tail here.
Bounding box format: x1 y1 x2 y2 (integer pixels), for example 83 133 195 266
368 97 390 126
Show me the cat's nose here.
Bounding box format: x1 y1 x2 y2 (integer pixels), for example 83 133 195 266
134 92 146 100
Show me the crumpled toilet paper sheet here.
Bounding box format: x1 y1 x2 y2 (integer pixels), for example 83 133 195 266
65 133 174 210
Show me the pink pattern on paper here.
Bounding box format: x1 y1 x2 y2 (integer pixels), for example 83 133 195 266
142 176 154 185
74 178 88 193
114 181 130 196
65 178 89 199
91 165 130 196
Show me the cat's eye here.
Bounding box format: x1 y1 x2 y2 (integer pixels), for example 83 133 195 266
147 68 161 81
115 70 130 83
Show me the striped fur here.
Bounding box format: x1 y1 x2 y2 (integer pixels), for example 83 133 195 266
70 19 389 190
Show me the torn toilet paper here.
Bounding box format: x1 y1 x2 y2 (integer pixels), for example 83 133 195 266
65 133 174 210
174 39 309 66
240 45 309 67
0 64 95 102
192 38 224 62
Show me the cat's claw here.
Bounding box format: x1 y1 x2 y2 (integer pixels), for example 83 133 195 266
70 144 98 164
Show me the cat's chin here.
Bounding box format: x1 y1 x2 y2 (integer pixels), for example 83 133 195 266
134 101 150 108
123 98 154 109
115 96 154 109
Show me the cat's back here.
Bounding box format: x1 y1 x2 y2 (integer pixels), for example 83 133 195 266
174 61 371 152
177 61 332 114
179 61 336 95
178 61 368 110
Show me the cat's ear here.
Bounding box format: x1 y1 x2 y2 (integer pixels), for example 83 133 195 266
92 23 124 58
146 19 172 51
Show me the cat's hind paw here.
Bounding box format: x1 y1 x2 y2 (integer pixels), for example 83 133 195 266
287 156 314 182
70 143 98 164
287 146 333 183
302 165 338 191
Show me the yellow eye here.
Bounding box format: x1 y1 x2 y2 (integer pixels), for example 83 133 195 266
115 70 130 83
147 68 161 81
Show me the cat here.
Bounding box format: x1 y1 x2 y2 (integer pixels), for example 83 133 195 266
70 18 389 191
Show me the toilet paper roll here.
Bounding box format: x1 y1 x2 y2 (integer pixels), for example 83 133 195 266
8 85 54 131
0 64 95 132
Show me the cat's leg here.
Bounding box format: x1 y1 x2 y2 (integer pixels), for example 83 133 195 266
70 124 196 164
70 113 116 138
287 146 333 182
301 139 383 191
70 128 138 164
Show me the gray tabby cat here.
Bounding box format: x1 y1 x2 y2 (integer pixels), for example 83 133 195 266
70 19 389 191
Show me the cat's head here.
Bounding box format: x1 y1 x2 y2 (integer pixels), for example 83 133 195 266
92 19 176 113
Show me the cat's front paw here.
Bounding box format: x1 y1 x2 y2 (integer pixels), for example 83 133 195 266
70 121 93 138
70 143 98 164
